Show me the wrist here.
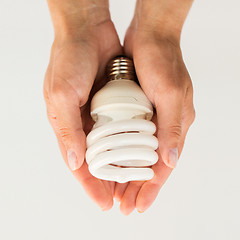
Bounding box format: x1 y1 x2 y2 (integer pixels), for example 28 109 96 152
131 0 193 43
47 0 110 39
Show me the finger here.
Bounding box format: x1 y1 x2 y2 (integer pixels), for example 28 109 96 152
73 163 113 211
136 158 172 213
49 85 88 171
102 180 115 197
53 125 113 211
155 89 185 168
120 181 144 215
114 182 129 202
109 181 116 196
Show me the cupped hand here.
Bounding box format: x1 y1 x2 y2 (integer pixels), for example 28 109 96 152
114 28 195 214
43 19 122 211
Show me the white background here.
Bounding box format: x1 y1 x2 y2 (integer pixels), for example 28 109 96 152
0 0 239 239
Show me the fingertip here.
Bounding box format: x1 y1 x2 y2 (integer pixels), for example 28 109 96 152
96 188 114 212
136 183 159 213
99 186 114 211
136 200 151 213
136 199 149 214
136 204 150 214
119 181 143 216
101 198 114 211
120 202 134 216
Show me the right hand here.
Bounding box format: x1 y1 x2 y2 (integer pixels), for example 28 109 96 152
43 16 122 210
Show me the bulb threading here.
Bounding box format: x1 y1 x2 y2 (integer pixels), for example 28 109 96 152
106 56 136 81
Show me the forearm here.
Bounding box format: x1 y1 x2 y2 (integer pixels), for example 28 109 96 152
47 0 110 38
132 0 193 42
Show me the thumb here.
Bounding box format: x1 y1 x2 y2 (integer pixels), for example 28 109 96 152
51 87 88 171
155 92 184 168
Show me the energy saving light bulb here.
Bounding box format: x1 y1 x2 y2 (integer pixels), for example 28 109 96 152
86 56 158 183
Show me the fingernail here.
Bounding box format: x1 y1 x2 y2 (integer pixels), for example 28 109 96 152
67 150 78 171
137 209 144 213
168 148 178 168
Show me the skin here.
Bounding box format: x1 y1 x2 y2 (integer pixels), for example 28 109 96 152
44 0 195 214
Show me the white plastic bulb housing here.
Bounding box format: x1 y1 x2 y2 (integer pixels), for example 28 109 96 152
86 56 158 183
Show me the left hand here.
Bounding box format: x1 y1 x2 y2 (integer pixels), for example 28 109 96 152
114 26 195 215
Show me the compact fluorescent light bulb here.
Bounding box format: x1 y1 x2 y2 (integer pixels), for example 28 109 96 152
86 56 158 183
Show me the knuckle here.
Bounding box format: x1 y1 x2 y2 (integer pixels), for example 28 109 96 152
168 125 182 138
58 127 73 143
189 108 196 124
168 84 185 97
58 126 82 142
50 73 77 100
51 83 70 101
79 92 89 106
158 81 186 100
49 80 88 107
158 124 182 140
43 88 50 104
47 110 56 122
185 106 196 124
154 84 185 107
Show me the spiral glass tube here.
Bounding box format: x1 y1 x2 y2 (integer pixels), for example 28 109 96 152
86 56 158 183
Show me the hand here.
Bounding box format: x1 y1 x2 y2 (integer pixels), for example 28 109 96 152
114 1 195 214
43 2 122 210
